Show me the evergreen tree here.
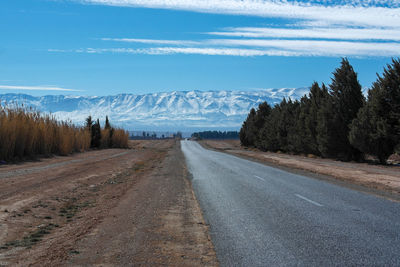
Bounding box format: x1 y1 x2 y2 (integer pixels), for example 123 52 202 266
295 94 312 153
331 58 364 160
276 98 289 151
258 105 280 151
316 84 337 157
254 102 272 129
239 108 257 146
105 115 111 129
317 59 364 160
192 131 239 139
254 102 272 147
306 82 325 155
349 58 400 163
91 119 102 148
104 115 113 147
279 99 300 152
85 116 93 131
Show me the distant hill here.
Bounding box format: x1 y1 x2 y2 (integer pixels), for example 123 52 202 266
0 88 309 130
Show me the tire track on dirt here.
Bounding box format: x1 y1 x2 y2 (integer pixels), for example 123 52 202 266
0 151 129 179
0 151 130 200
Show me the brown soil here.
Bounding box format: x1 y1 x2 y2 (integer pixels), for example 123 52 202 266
201 139 400 200
0 140 217 266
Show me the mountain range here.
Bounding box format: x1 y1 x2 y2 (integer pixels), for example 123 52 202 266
0 88 309 131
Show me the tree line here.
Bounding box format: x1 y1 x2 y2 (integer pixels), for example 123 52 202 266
240 58 400 164
192 130 239 140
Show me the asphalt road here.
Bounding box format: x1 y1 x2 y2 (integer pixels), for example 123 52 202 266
181 140 400 266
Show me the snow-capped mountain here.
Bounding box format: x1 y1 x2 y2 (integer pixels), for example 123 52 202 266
0 88 309 130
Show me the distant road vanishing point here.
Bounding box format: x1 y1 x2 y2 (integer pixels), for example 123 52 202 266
181 140 400 266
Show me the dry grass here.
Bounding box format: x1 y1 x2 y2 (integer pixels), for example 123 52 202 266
111 129 129 148
0 104 129 161
0 105 91 161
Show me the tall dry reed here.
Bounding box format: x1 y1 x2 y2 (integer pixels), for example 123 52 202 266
111 129 129 148
0 104 91 161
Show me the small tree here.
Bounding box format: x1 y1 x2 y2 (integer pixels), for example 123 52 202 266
105 115 111 129
104 116 113 147
86 116 93 131
91 119 102 148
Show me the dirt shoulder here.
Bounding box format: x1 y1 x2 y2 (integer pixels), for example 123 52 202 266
200 139 400 201
0 140 217 266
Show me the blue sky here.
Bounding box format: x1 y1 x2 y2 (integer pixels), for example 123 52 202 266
0 0 399 96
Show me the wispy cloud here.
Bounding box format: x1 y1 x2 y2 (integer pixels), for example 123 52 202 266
208 26 400 41
101 38 199 46
51 47 300 56
0 85 83 92
207 39 400 56
76 0 400 28
55 1 400 58
49 39 400 57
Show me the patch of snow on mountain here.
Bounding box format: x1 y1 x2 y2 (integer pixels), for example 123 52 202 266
0 88 308 130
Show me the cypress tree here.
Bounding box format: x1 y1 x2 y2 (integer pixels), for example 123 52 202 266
91 119 102 148
349 58 400 163
284 99 301 153
239 108 257 146
85 116 93 131
105 115 111 129
258 105 280 151
104 116 113 147
322 58 364 160
295 94 313 154
254 102 272 147
316 84 337 157
306 82 325 155
277 98 289 151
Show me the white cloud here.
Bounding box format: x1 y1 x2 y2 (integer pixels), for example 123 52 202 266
77 0 400 28
66 47 302 56
206 39 400 56
208 26 400 41
0 85 83 92
66 0 400 59
59 40 400 57
101 38 199 45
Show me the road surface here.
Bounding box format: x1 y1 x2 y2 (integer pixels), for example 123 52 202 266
181 140 400 266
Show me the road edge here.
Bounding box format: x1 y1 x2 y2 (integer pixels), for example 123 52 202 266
198 141 400 202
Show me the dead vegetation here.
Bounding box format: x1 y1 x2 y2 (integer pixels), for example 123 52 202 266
0 104 129 162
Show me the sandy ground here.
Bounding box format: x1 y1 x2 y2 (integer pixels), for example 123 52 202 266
201 140 400 200
0 140 217 266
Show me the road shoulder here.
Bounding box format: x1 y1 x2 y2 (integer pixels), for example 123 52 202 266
199 140 400 202
69 140 218 266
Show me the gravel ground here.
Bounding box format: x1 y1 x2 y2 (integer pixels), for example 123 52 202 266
0 140 217 266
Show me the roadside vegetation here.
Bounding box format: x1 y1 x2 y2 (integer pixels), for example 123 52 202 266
0 106 129 162
240 58 400 164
